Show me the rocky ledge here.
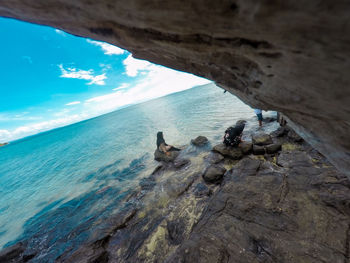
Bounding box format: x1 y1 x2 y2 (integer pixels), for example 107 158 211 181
1 127 349 262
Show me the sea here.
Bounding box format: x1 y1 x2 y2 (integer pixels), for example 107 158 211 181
0 83 278 261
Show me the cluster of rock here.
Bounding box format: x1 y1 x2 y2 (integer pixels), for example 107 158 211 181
154 132 285 185
251 133 281 155
154 135 209 163
201 132 283 184
2 126 349 263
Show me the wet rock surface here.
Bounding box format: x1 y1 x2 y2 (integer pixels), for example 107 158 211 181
252 133 273 146
154 149 180 162
1 127 349 263
202 165 227 184
212 144 243 160
239 141 253 155
205 151 224 164
191 136 208 147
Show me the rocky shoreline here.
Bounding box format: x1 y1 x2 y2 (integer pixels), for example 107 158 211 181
1 125 349 263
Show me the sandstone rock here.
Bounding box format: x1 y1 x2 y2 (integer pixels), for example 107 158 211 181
253 145 265 155
277 151 313 168
239 141 252 154
266 143 282 154
212 144 243 160
154 149 179 162
205 151 224 164
191 136 208 146
202 165 226 184
252 133 273 145
167 155 350 263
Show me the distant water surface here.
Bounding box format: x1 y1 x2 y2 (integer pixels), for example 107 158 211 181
0 83 277 260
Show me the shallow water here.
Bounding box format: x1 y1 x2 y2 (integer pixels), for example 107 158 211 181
0 83 278 260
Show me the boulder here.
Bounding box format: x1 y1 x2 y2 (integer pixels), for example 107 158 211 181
252 133 273 145
212 144 243 160
266 143 282 154
202 165 226 184
205 152 224 164
154 149 179 162
191 136 208 146
239 142 253 155
253 145 265 155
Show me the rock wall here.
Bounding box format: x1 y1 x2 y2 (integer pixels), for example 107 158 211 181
0 0 349 175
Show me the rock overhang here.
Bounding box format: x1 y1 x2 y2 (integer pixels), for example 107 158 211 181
0 0 349 175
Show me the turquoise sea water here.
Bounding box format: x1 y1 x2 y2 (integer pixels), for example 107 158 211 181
0 83 277 260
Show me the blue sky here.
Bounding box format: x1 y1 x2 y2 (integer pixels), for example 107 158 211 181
0 18 209 142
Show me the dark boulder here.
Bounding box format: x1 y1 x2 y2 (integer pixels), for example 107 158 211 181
202 165 227 184
205 152 224 164
266 143 282 154
212 144 243 160
239 141 253 155
252 133 273 145
191 136 209 146
154 149 179 162
253 145 266 155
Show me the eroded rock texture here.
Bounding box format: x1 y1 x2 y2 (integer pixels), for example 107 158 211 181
0 1 349 174
2 128 349 262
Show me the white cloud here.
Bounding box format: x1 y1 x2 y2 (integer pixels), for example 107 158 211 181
0 113 42 121
83 56 210 115
65 101 81 106
123 54 154 77
0 130 11 141
1 56 210 143
0 114 88 142
58 64 107 85
112 83 129 91
87 39 125 55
